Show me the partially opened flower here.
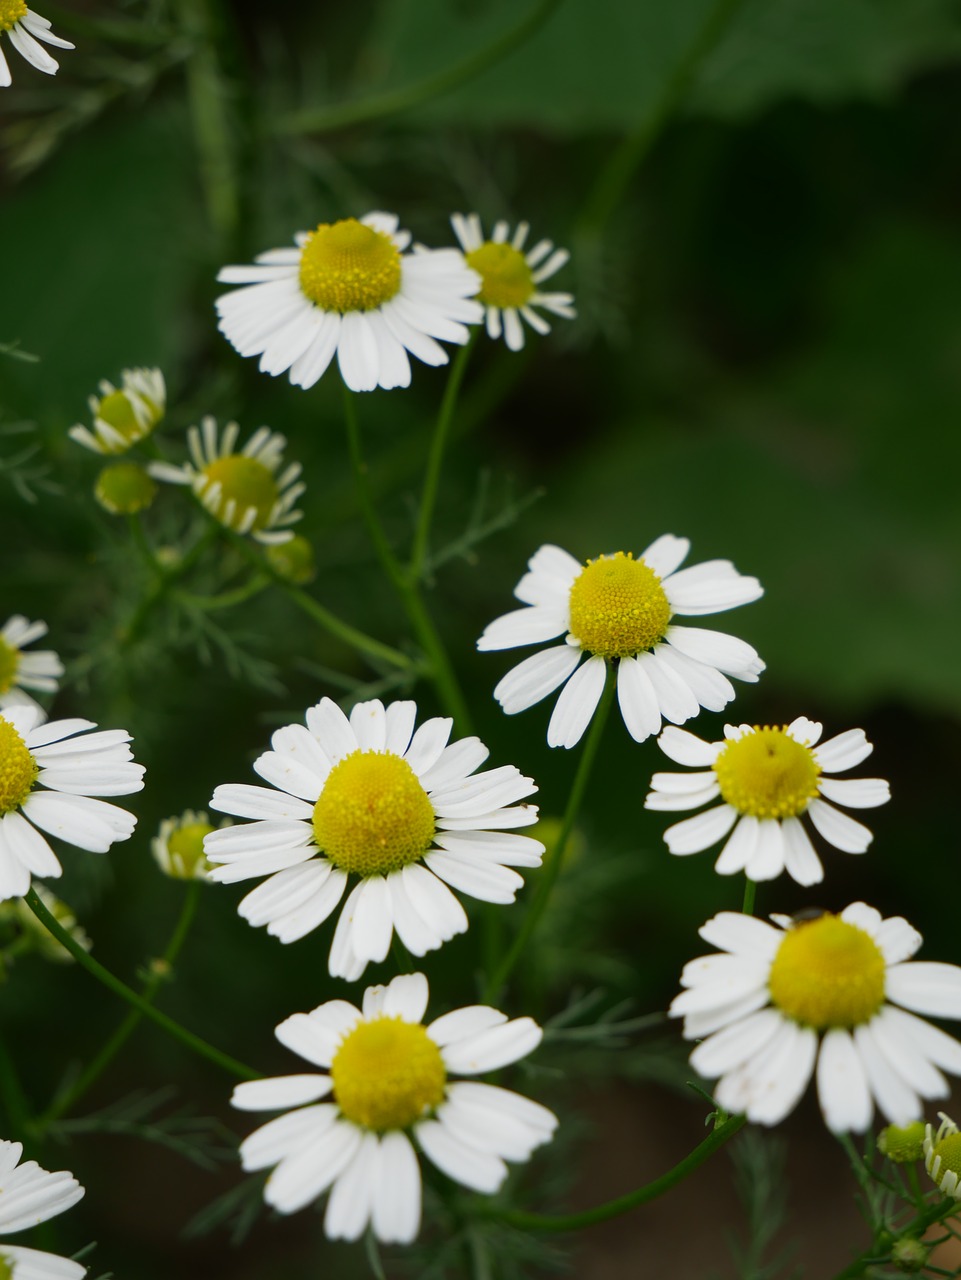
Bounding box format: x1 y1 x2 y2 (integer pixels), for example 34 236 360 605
215 212 482 392
69 368 165 455
149 418 305 544
0 705 144 903
0 6 73 88
478 538 764 749
205 697 542 980
672 903 961 1133
450 214 574 350
0 1139 86 1279
152 809 222 882
646 718 889 885
0 616 62 716
925 1113 961 1199
233 972 557 1243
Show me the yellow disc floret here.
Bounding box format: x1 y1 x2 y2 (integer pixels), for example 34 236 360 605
0 718 38 816
166 820 214 879
714 726 821 819
932 1133 961 1180
567 552 671 659
332 1015 446 1131
96 389 147 445
298 219 402 312
465 241 535 310
312 749 436 877
0 1 27 33
0 638 19 695
768 914 886 1030
200 455 279 531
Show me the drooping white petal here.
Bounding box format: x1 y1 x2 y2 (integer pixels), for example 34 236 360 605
806 799 874 853
493 646 582 715
415 1119 507 1193
664 804 738 855
886 962 961 1019
816 1029 873 1133
371 1131 421 1244
231 1074 332 1112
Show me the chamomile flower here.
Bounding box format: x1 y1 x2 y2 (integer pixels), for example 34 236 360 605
450 214 574 350
232 972 557 1243
478 538 764 749
924 1113 961 1199
215 212 482 392
646 718 890 886
0 616 62 716
152 809 222 881
672 903 961 1133
205 697 542 980
149 417 305 545
0 5 73 88
0 1139 85 1280
0 705 144 903
68 368 165 455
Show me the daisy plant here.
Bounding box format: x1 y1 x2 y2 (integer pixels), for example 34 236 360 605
925 1113 961 1200
69 368 165 456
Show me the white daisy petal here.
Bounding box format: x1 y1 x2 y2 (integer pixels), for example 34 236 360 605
713 815 760 876
546 654 606 749
231 1075 333 1111
886 962 961 1019
636 651 700 725
663 625 763 677
816 777 890 810
716 1020 817 1126
441 1017 542 1075
816 1029 873 1133
744 820 787 881
868 1008 948 1100
616 655 663 743
656 726 720 767
240 1104 338 1171
813 728 873 773
416 1118 507 1193
780 816 824 886
640 533 690 578
493 646 582 715
689 1008 784 1077
807 799 874 853
427 1006 507 1047
324 1131 379 1240
1 1244 86 1280
266 1120 363 1214
698 911 782 960
664 804 738 855
371 1132 421 1244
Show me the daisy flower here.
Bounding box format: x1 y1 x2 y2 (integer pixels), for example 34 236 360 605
0 5 73 88
232 972 557 1243
478 538 764 750
0 616 62 716
152 809 222 882
215 212 482 393
205 697 542 980
450 214 575 351
645 718 890 886
924 1113 961 1199
149 417 305 545
0 704 144 903
68 368 165 455
672 903 961 1133
0 1139 86 1280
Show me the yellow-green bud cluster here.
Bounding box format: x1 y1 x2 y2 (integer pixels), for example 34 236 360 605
95 462 158 515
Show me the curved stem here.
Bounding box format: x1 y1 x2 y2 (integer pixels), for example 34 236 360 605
741 877 756 916
483 665 615 1002
23 888 258 1083
176 575 270 611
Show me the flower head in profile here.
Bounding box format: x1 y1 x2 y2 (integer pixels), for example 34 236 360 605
152 809 222 882
450 214 574 350
149 417 305 545
646 718 889 885
672 903 961 1133
925 1113 961 1199
0 615 62 716
69 368 165 455
0 1139 86 1279
0 705 144 903
232 972 556 1244
478 537 764 749
205 697 542 980
0 5 73 88
215 212 482 392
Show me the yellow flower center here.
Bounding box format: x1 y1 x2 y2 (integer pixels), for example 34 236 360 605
0 638 19 696
201 455 279 531
768 915 886 1030
167 821 214 878
331 1015 446 1131
0 718 38 816
0 1 26 33
465 241 535 310
0 1251 13 1280
567 552 671 658
298 219 402 313
312 750 436 877
933 1132 961 1179
713 726 821 819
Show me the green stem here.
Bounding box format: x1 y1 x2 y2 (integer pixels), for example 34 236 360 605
483 665 616 1002
277 0 565 135
176 575 270 611
831 1198 960 1279
23 889 258 1083
741 877 756 916
121 524 217 647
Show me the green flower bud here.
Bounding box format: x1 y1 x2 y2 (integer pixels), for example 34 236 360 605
152 810 222 880
265 534 316 585
95 461 158 515
891 1237 928 1273
878 1121 926 1163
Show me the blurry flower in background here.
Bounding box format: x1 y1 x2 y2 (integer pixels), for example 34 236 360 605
94 461 158 516
69 368 165 455
924 1113 961 1198
152 810 223 882
0 881 91 965
0 615 62 716
232 972 556 1243
0 1139 86 1279
451 213 575 350
0 5 73 88
264 534 316 585
215 212 482 392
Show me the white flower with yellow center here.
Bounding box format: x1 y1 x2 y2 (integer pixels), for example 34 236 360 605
450 214 574 351
646 718 889 886
478 538 764 749
232 972 557 1243
924 1113 961 1199
0 3 72 87
0 616 62 717
205 697 542 980
68 368 165 456
149 417 305 545
215 212 482 393
0 1139 86 1280
672 904 961 1133
0 705 144 903
152 809 223 882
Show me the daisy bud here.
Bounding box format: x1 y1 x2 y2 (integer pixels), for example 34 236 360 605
265 534 316 585
94 461 158 515
878 1122 926 1163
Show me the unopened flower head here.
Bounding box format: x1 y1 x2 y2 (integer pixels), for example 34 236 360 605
0 1139 86 1280
878 1121 926 1164
94 461 158 515
215 212 483 392
232 972 556 1244
450 214 574 351
0 705 144 903
0 882 91 964
478 537 764 749
69 368 165 455
265 534 316 585
152 809 223 881
205 696 543 980
672 903 961 1133
646 718 890 885
149 417 305 545
925 1113 961 1199
0 615 62 716
0 5 73 88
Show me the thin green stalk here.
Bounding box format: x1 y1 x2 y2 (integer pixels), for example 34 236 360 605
0 1037 32 1133
741 877 756 916
831 1198 959 1279
121 524 217 648
23 889 258 1083
176 575 270 612
277 0 565 135
484 666 616 1002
